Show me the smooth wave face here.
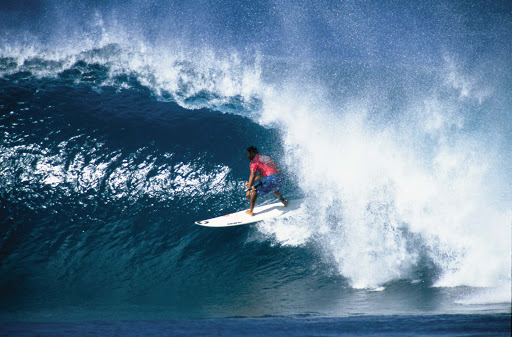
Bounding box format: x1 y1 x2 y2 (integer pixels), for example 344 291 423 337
0 77 301 320
1 0 511 322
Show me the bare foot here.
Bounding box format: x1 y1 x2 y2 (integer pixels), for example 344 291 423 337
282 200 288 207
245 210 254 216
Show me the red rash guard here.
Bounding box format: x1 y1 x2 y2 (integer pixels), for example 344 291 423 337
250 154 280 177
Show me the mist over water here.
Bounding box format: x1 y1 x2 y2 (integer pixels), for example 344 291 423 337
1 0 511 321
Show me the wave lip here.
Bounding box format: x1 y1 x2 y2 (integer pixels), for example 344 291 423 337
0 42 264 115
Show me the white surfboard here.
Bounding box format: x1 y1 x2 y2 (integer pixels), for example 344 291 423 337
195 199 304 227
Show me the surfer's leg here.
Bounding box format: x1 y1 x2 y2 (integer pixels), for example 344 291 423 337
246 188 257 216
273 191 288 207
270 174 287 206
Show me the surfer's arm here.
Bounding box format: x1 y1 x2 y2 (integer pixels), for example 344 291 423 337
245 172 256 199
246 172 256 190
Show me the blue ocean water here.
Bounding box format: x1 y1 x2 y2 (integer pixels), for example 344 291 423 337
1 0 511 335
1 314 510 337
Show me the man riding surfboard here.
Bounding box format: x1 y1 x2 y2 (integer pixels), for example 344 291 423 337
245 146 288 216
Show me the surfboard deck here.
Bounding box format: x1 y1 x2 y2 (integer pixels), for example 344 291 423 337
195 199 304 227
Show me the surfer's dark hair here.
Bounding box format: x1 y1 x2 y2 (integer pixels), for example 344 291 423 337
247 146 258 155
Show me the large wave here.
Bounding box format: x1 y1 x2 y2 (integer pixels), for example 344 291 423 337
1 0 511 317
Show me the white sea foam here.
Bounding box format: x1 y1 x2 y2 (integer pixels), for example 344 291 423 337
456 284 512 305
251 57 512 298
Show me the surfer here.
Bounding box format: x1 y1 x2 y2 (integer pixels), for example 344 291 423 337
245 146 288 216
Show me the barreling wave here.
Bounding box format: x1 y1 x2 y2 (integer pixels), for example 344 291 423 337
1 1 511 318
0 69 311 320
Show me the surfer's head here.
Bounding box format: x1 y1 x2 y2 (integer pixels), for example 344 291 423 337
246 146 258 160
